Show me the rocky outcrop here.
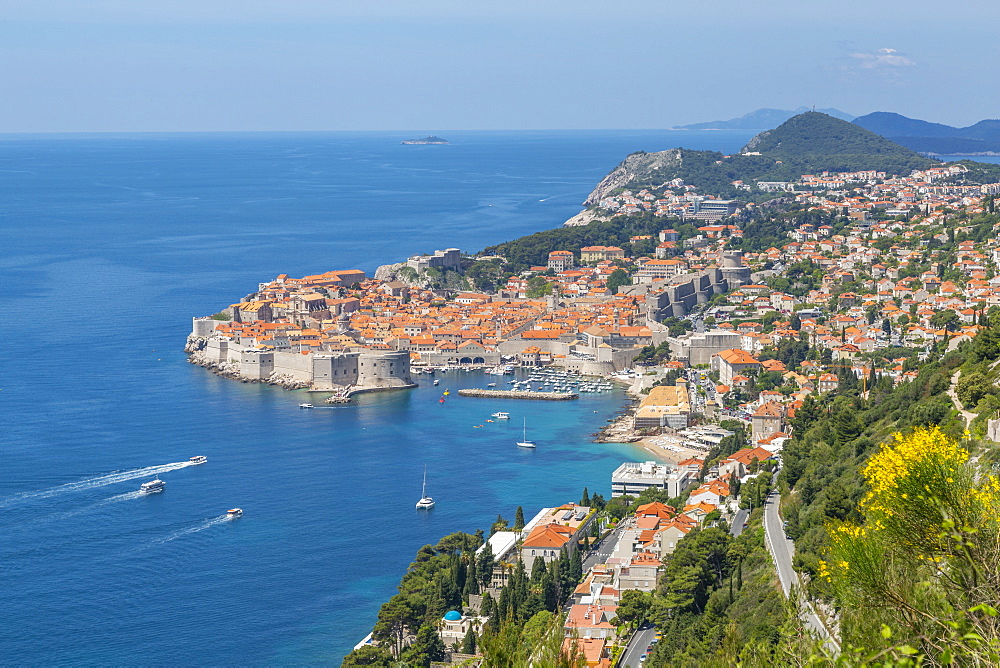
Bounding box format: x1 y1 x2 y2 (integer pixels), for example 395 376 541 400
583 149 682 206
374 262 405 281
562 209 608 227
184 334 209 353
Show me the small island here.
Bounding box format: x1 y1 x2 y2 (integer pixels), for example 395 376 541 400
401 136 449 145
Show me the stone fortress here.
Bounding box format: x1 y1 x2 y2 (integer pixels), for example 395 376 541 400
187 314 415 394
643 250 751 322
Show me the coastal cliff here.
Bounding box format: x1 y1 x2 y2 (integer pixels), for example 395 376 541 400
583 149 683 205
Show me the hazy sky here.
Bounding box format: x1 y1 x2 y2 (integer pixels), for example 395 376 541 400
2 0 996 132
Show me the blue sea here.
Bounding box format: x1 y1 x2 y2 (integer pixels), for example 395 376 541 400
0 129 759 664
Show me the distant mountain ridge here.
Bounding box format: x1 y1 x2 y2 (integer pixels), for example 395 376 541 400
853 112 1000 154
675 107 854 130
584 112 936 204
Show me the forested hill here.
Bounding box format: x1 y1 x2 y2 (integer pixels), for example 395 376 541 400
583 112 940 203
854 111 1000 154
740 112 938 174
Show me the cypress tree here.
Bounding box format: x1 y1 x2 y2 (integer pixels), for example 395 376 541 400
514 506 525 531
570 548 583 582
530 556 547 584
461 628 477 655
478 541 494 590
580 487 590 507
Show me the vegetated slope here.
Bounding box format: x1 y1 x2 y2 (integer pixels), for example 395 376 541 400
854 111 1000 154
676 106 854 130
741 112 938 174
583 112 939 204
852 111 959 138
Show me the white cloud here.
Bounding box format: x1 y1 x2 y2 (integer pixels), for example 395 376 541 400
849 47 916 69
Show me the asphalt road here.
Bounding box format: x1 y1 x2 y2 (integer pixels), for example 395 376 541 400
730 508 748 537
582 520 630 574
763 488 840 653
619 625 657 667
763 490 795 595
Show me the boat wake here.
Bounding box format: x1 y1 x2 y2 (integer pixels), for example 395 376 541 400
153 515 230 544
0 461 194 508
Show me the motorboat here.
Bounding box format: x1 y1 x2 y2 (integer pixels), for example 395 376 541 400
227 508 243 518
433 379 440 385
299 403 314 409
139 478 166 494
492 412 510 419
516 417 536 449
189 455 208 465
416 465 435 509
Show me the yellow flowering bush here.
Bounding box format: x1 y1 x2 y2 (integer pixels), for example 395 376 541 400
823 426 1000 664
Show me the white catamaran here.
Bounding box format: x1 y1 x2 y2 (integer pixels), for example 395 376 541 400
415 465 435 509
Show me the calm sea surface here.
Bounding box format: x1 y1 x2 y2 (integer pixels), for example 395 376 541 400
0 129 760 663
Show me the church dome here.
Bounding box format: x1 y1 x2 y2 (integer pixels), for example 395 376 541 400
443 610 462 621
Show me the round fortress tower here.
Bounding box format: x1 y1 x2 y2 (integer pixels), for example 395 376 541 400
356 350 414 389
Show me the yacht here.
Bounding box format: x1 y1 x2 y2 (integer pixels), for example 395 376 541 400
299 403 314 409
492 411 510 419
139 478 166 494
516 417 536 449
416 465 435 509
227 508 243 518
189 455 208 465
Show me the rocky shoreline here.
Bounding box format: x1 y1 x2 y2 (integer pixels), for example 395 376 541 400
185 337 311 390
592 399 642 443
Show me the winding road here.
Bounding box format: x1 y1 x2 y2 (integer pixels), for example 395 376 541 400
763 486 841 654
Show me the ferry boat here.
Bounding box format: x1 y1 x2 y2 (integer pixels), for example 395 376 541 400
227 508 243 518
299 403 314 409
139 478 165 494
415 465 435 509
492 411 510 419
189 455 208 465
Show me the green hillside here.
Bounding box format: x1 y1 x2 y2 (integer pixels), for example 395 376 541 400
585 112 941 201
741 111 939 174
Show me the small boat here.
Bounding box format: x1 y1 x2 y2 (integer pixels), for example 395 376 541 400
227 508 243 518
487 383 497 387
416 465 435 509
516 417 536 449
140 478 166 494
189 455 208 465
492 412 510 419
299 403 314 409
433 379 440 386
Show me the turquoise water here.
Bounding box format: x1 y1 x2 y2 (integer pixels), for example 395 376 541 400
0 130 756 663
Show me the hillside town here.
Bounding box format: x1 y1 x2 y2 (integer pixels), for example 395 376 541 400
337 159 1000 665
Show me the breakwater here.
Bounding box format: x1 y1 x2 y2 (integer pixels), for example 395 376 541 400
456 389 578 400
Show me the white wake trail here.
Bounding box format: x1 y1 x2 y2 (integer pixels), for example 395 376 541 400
153 515 230 544
0 462 192 508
